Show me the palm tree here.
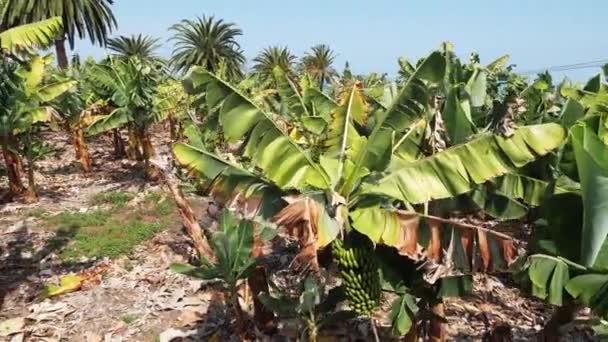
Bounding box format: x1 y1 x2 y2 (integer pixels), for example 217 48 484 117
301 44 337 91
0 0 117 69
169 16 244 79
107 34 161 61
252 46 296 81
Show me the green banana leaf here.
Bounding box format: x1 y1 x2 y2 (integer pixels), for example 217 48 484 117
341 51 446 194
359 123 566 204
187 69 330 190
566 274 608 308
0 17 62 51
274 68 310 118
324 84 368 188
525 254 570 306
303 87 338 120
443 85 474 144
86 108 130 136
465 68 487 108
173 143 285 219
485 55 510 73
38 81 77 103
571 119 608 267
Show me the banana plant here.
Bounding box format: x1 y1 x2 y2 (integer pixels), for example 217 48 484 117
173 49 566 338
51 64 111 173
520 75 608 339
155 79 190 141
171 210 257 336
259 277 354 342
86 56 164 179
0 54 75 202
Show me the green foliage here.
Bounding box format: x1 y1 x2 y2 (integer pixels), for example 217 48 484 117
119 314 139 325
107 34 161 61
169 16 244 79
94 191 133 208
0 54 76 137
1 0 117 49
259 277 354 341
86 56 163 136
61 219 162 260
47 210 111 230
571 118 608 267
171 210 256 289
252 46 296 81
389 293 419 337
0 17 63 51
360 123 566 204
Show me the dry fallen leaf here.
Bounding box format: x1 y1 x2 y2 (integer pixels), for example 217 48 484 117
0 317 25 337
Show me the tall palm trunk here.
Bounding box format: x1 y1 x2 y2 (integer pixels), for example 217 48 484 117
54 38 69 70
1 135 24 198
112 129 126 159
73 128 91 173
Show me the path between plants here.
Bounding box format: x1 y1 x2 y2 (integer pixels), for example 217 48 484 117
0 129 597 341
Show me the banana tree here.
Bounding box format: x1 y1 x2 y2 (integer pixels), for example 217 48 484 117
86 56 164 179
0 54 75 202
155 79 190 141
173 50 566 338
520 75 608 339
51 65 111 173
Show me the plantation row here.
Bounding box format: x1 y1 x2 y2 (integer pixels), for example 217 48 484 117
1 6 608 340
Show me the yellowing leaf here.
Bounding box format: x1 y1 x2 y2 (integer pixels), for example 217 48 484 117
44 274 85 297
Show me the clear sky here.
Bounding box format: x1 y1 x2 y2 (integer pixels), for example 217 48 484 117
74 0 607 81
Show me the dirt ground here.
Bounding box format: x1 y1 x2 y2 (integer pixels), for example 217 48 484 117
0 127 599 341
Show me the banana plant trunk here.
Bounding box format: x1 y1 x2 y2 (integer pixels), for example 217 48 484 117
168 113 177 141
158 168 215 261
1 134 25 198
127 125 143 161
542 300 579 341
73 128 91 173
429 300 446 342
54 38 69 70
112 129 126 159
23 135 38 203
139 127 159 180
248 227 276 334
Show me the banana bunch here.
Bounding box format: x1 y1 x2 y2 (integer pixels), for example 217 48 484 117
332 236 381 316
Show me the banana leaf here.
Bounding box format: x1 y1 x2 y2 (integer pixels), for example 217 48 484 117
349 207 522 277
0 17 62 51
525 254 570 306
359 123 566 204
86 108 130 136
173 143 285 219
345 51 447 183
187 69 330 190
571 119 608 267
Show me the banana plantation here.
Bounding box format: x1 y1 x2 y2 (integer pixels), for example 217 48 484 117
1 1 608 341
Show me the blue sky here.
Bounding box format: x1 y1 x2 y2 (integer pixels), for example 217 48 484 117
75 0 607 81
